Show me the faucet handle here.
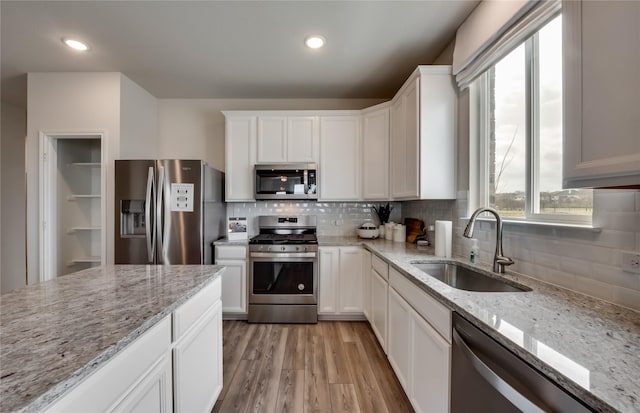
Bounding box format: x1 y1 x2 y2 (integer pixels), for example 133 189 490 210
496 256 514 266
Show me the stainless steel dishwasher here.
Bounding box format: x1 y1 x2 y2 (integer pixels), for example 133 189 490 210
452 313 593 412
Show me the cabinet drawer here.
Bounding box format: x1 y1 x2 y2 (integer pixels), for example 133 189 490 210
215 246 247 260
173 277 222 340
371 254 389 280
389 267 451 343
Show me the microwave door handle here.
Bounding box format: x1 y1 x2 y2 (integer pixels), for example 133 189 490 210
145 166 154 263
156 166 165 264
303 169 308 193
452 329 547 413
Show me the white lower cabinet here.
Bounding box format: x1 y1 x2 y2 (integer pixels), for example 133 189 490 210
389 267 451 413
370 254 389 352
318 246 364 316
361 249 372 321
112 354 173 413
370 268 388 352
46 278 223 413
387 287 411 390
173 301 223 413
410 308 450 413
46 317 173 413
215 246 248 315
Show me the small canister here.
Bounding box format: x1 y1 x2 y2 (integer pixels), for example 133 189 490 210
385 222 395 240
393 224 406 243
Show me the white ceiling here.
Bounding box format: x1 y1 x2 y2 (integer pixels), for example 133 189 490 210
1 1 479 107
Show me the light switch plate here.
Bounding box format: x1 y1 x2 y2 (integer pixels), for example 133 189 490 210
621 251 640 273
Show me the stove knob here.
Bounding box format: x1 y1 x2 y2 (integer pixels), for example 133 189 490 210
295 246 300 251
298 283 305 291
281 246 286 251
267 246 272 252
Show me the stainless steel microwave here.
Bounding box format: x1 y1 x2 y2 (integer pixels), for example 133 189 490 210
255 163 318 200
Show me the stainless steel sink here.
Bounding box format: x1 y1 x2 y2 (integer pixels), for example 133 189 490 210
411 262 531 293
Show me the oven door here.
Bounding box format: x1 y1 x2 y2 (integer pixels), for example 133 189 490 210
249 252 317 305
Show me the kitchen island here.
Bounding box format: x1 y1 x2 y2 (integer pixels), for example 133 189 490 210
319 236 640 413
0 265 224 412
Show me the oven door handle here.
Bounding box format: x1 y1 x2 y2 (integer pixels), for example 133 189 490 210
452 328 547 413
250 252 317 259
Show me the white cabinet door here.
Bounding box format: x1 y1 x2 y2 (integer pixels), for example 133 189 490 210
370 268 388 353
257 116 287 163
390 94 407 199
45 318 172 413
173 301 223 413
287 116 318 162
563 0 640 188
319 116 361 200
215 260 247 314
224 115 256 201
362 106 390 200
390 67 456 200
338 247 363 313
318 247 339 314
387 287 411 392
361 249 372 322
112 354 173 413
410 307 451 413
391 77 420 199
403 78 420 199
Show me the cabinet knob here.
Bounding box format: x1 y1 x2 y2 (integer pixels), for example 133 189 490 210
298 284 305 291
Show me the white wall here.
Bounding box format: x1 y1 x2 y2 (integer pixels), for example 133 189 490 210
157 98 384 171
120 74 159 159
1 102 27 292
27 72 121 284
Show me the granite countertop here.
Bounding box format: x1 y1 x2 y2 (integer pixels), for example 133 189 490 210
319 236 640 413
0 265 225 413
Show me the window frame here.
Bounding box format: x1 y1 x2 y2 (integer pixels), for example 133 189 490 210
470 14 592 226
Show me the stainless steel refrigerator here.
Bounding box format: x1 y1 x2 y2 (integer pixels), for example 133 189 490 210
115 160 225 264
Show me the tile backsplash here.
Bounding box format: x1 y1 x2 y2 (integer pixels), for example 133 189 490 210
226 201 402 236
403 190 640 312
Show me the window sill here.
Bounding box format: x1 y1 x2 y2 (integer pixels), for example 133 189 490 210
459 216 601 232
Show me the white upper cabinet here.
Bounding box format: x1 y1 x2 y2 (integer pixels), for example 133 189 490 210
319 115 362 200
563 1 640 188
256 115 318 163
390 66 456 200
362 103 391 200
223 113 256 202
257 116 287 163
288 116 318 162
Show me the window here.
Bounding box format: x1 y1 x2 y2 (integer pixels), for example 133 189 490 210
473 14 592 223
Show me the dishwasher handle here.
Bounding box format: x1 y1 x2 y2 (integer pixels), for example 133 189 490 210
453 328 547 413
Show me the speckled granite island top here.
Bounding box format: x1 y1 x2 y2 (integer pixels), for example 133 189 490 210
0 265 224 413
320 236 640 413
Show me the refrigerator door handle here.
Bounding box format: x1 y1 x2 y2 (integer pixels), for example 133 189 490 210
156 165 165 264
145 167 155 263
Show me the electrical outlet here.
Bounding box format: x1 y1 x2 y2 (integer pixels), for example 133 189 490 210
622 251 640 274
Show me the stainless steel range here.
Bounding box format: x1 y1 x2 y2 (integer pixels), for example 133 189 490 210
248 216 318 323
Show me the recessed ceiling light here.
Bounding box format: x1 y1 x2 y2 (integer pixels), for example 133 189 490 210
305 35 326 49
62 38 90 51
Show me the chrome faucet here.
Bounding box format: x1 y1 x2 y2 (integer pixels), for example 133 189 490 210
463 207 514 273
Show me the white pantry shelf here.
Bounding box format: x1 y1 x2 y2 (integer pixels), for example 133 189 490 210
68 257 102 265
67 194 102 201
67 227 101 233
68 162 101 167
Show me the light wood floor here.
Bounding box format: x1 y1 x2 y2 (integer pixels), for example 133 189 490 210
213 320 414 413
